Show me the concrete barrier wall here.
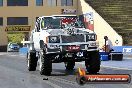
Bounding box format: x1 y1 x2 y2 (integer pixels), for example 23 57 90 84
78 0 123 48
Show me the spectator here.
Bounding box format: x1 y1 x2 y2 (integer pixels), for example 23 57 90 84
102 36 113 52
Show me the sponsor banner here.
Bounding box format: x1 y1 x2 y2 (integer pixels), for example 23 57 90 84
61 9 77 14
112 46 132 54
76 68 131 85
5 26 30 32
84 12 94 31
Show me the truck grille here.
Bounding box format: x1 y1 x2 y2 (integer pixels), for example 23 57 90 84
61 34 84 43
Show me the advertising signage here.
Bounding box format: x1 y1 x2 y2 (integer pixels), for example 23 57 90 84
84 12 94 31
61 9 77 14
5 26 30 32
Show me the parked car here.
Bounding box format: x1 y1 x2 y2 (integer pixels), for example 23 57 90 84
7 43 20 52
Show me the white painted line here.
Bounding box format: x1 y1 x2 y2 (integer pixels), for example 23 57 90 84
9 55 26 59
101 65 132 70
9 54 21 56
43 79 63 88
19 55 26 57
76 62 132 70
0 53 3 55
0 53 6 56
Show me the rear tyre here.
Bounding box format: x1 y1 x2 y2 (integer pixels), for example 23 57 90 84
85 51 100 74
65 61 75 70
40 54 52 76
27 50 38 71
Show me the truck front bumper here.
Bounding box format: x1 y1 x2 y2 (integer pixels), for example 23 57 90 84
46 42 98 54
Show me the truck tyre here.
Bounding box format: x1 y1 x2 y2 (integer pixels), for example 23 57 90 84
27 50 38 71
65 61 75 70
85 51 100 74
40 54 52 76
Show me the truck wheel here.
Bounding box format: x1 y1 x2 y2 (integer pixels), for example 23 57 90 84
40 54 52 76
65 61 75 70
85 51 100 74
27 50 38 71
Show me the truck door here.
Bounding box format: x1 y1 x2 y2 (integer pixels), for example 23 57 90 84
33 19 41 50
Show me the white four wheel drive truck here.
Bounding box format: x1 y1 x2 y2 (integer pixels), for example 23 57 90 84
27 15 101 76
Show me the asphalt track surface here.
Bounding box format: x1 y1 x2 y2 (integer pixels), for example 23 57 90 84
0 52 131 88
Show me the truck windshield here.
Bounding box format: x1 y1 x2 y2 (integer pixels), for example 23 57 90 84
41 17 61 29
41 17 84 29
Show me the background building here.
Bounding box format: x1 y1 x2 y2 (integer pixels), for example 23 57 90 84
0 0 78 51
0 0 123 51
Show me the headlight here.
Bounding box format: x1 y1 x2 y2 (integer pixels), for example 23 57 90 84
49 36 60 43
86 34 96 41
10 46 13 49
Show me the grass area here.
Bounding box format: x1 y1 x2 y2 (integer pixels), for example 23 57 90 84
7 32 24 44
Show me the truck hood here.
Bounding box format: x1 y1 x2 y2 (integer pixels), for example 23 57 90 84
45 28 95 36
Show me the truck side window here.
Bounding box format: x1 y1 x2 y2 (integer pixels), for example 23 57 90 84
41 20 45 29
36 20 40 32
